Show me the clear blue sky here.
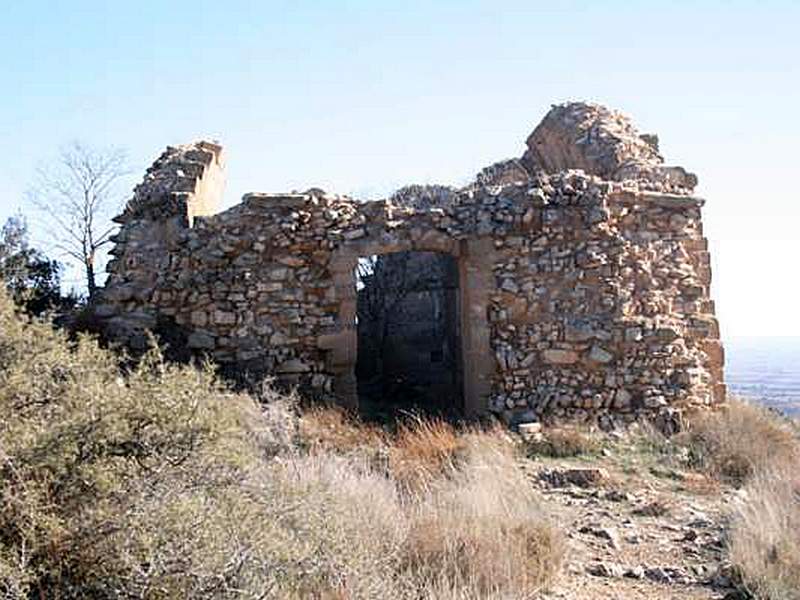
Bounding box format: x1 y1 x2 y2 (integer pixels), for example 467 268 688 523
1 1 798 337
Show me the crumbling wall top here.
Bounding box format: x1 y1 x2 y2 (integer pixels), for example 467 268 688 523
522 102 698 193
113 140 224 225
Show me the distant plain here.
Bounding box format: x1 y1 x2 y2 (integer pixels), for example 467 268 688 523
726 337 800 415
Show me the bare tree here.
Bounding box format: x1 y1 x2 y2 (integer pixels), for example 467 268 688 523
28 142 129 299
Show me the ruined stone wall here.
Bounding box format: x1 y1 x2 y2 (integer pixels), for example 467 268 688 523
486 174 723 428
99 140 225 344
96 102 725 428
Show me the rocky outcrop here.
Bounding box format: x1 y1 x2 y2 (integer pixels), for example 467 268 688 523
94 101 725 429
522 102 698 193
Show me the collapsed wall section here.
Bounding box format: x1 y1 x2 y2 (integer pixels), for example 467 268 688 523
523 102 698 192
97 141 225 343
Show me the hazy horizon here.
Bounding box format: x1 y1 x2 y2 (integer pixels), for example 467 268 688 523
725 336 800 414
2 1 798 339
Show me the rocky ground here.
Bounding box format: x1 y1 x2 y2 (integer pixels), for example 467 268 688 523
522 432 744 600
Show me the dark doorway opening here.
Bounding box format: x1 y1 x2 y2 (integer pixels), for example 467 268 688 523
355 251 463 421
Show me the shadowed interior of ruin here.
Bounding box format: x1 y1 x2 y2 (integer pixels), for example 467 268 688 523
355 251 463 421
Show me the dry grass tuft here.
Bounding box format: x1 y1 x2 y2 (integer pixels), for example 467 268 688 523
525 426 601 459
403 434 565 597
252 452 408 598
730 462 800 599
682 399 799 486
389 417 463 492
299 404 387 454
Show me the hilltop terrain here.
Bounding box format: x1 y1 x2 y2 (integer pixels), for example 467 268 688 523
0 291 798 599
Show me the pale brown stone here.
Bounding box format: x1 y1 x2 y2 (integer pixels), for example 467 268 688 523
543 349 580 365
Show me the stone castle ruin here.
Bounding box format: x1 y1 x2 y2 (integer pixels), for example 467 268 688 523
96 102 725 428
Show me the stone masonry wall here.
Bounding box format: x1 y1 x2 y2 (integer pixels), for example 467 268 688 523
95 102 725 429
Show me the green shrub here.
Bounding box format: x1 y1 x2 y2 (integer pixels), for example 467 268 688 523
0 216 66 315
0 290 290 597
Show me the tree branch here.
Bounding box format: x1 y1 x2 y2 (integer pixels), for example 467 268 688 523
26 142 129 297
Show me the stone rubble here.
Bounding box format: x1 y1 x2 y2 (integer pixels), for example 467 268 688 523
530 442 741 599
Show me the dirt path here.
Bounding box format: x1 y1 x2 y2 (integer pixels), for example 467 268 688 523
525 437 742 599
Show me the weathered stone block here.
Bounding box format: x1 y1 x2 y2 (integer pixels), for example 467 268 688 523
542 349 580 365
565 322 594 342
343 228 366 240
213 310 237 325
276 359 311 374
187 331 215 349
587 345 614 364
613 389 632 408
